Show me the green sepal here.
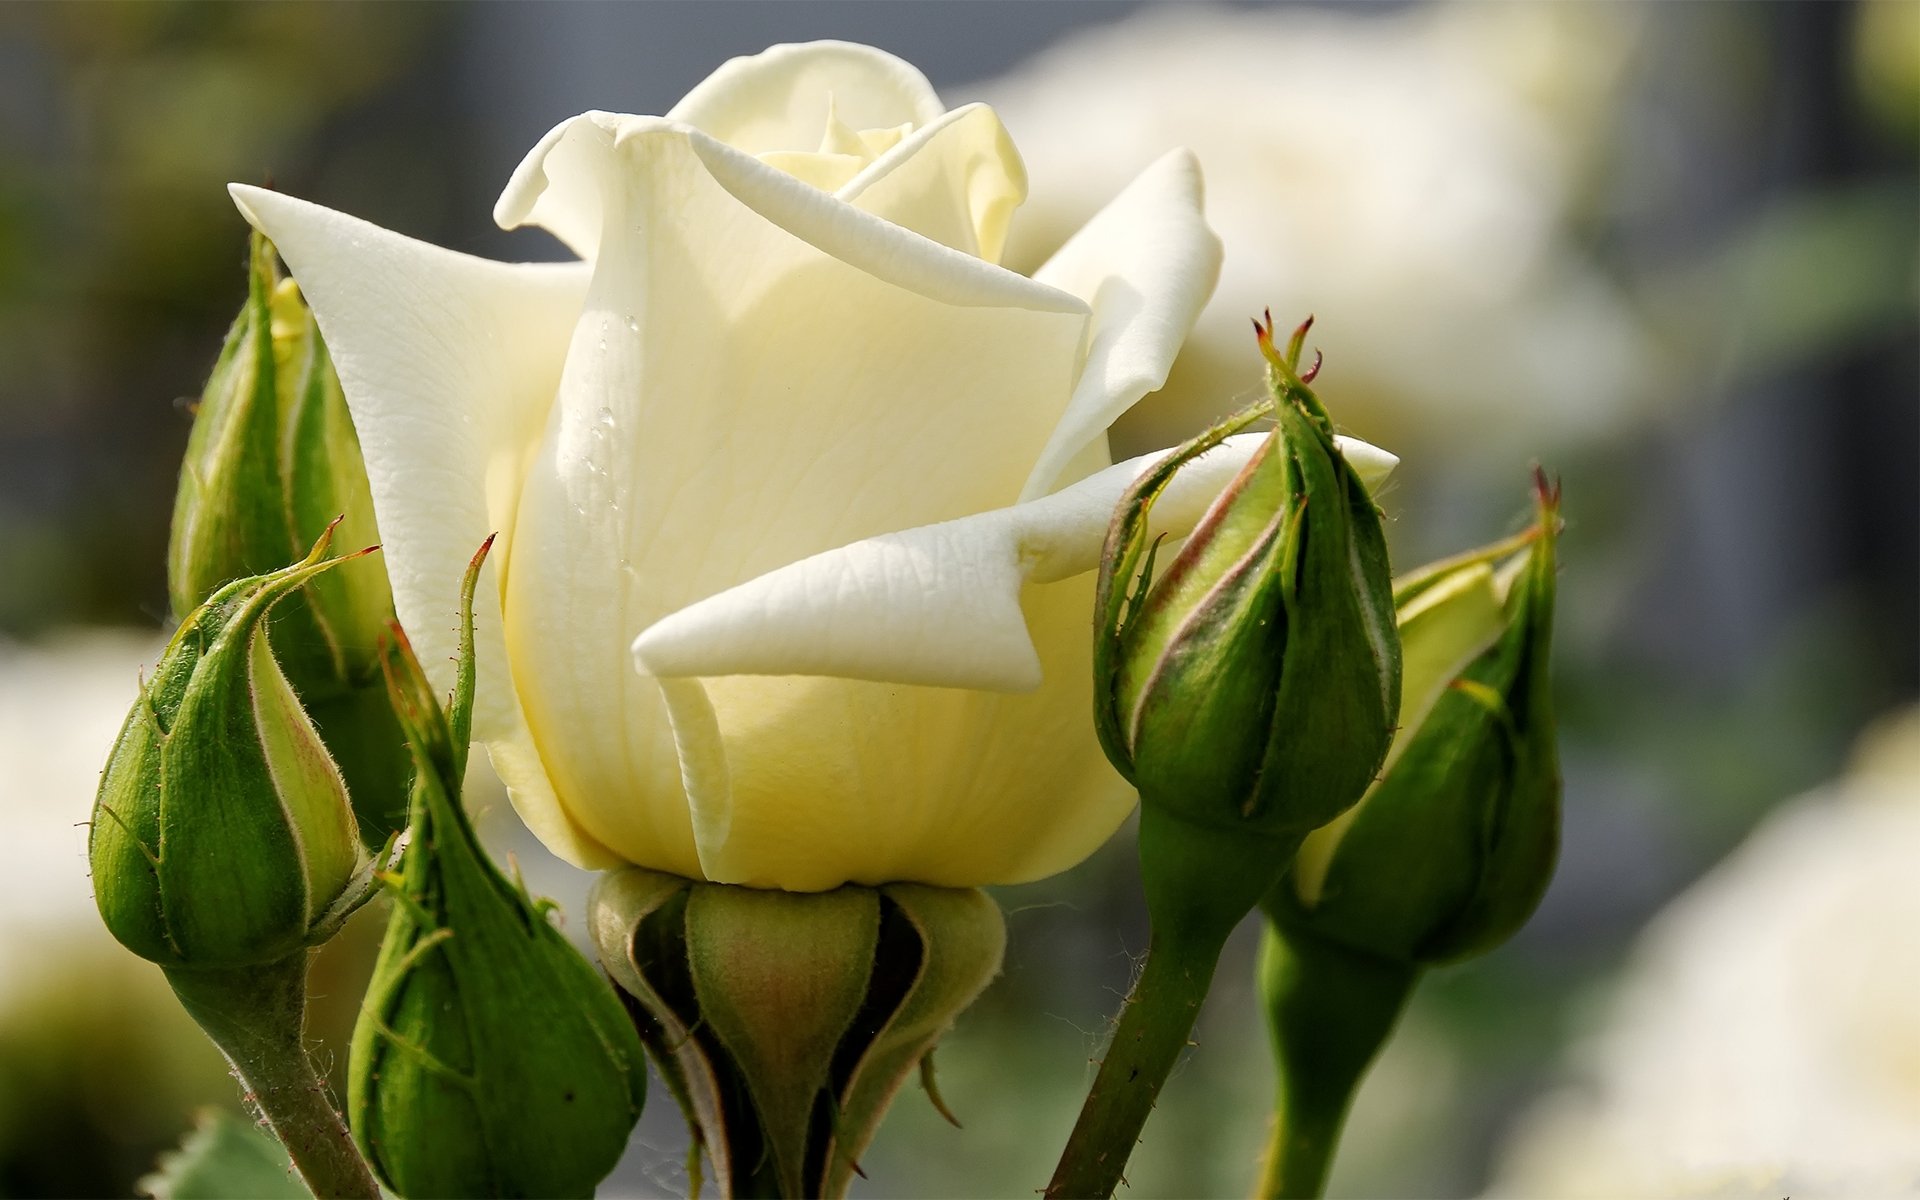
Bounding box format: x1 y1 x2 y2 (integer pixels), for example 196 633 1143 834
687 887 879 1199
347 538 646 1200
819 885 1005 1197
1420 483 1559 962
90 528 370 969
1243 396 1399 832
589 869 714 1192
1092 400 1275 782
592 872 1007 1199
168 234 289 634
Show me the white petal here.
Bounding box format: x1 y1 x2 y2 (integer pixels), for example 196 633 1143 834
835 103 1026 262
228 184 619 868
1338 435 1400 488
499 115 1084 316
494 117 1092 874
1020 149 1224 499
647 578 1129 890
632 433 1279 692
667 41 947 155
501 45 950 260
493 110 622 259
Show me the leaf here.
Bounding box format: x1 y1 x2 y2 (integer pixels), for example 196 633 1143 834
137 1108 309 1200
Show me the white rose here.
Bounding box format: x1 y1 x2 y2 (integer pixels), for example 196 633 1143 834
1487 709 1920 1198
231 41 1393 891
977 3 1650 462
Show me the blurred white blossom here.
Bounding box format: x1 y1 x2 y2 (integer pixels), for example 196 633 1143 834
977 1 1652 461
0 631 165 1006
1488 708 1920 1199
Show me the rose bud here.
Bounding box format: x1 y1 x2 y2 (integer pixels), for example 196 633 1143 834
1096 313 1400 891
1249 476 1561 1198
89 525 372 970
168 231 408 842
1276 470 1563 965
1049 318 1400 1200
348 540 646 1200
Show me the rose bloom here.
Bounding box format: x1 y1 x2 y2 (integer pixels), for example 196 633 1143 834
1487 709 1920 1200
234 42 1391 891
977 2 1649 463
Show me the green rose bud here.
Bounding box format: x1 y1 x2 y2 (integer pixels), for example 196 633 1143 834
1049 318 1403 1200
348 538 647 1200
1097 314 1400 848
169 231 408 842
90 526 372 969
1278 471 1563 965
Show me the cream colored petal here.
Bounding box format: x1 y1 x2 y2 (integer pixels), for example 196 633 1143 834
647 577 1126 890
1393 562 1506 759
1338 436 1400 488
228 184 617 868
1021 149 1223 499
836 103 1026 262
495 117 1091 875
758 149 866 192
494 110 622 260
666 41 947 155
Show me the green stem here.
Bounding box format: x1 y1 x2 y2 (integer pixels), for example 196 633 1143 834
1046 926 1226 1199
1253 923 1418 1200
1048 809 1297 1198
166 954 381 1200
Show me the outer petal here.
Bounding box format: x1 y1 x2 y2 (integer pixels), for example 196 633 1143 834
836 103 1026 263
631 434 1396 889
493 117 1092 877
1020 149 1224 499
667 41 947 156
227 184 617 868
648 580 1122 890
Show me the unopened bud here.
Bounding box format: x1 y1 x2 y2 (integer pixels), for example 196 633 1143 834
168 231 406 841
347 539 646 1200
1279 472 1563 964
90 527 371 969
1096 314 1400 852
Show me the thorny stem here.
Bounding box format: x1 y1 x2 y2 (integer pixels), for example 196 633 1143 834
1047 809 1298 1198
1044 927 1225 1199
166 953 381 1200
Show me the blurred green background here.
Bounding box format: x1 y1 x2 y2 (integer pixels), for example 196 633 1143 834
0 2 1914 1197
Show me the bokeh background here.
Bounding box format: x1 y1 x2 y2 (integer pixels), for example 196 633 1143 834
2 1 1915 1197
